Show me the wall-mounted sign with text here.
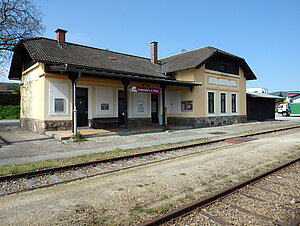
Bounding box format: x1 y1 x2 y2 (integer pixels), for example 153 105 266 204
130 86 160 94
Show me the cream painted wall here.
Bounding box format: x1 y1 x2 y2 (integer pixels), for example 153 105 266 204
20 63 45 120
168 65 247 118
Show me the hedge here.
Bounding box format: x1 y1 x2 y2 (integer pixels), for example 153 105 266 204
0 105 20 119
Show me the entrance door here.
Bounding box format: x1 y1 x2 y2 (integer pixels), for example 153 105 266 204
118 90 125 126
151 94 159 123
76 87 88 126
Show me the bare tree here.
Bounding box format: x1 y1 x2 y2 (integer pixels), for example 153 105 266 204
0 0 44 65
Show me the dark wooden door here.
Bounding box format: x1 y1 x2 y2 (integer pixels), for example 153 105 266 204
151 94 159 123
76 88 88 126
118 90 125 126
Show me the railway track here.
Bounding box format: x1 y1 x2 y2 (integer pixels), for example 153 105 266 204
0 125 300 198
141 157 300 226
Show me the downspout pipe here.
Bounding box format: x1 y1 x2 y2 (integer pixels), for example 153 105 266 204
70 72 81 135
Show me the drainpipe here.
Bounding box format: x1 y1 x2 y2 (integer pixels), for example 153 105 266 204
71 72 81 135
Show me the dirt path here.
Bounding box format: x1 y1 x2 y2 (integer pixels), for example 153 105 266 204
0 132 300 225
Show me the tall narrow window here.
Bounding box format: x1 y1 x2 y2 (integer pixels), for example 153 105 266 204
208 92 214 113
231 94 237 113
221 93 226 113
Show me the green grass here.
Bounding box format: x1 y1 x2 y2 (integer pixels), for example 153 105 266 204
0 105 20 119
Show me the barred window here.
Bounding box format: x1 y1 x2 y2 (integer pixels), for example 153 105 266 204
54 98 65 113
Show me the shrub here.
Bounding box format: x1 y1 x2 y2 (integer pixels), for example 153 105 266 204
0 105 20 119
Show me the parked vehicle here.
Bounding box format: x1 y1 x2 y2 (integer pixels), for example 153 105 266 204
278 103 300 116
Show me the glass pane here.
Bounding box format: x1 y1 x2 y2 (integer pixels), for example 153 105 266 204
55 99 65 112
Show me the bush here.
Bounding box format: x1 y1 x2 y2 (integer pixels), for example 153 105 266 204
0 105 20 119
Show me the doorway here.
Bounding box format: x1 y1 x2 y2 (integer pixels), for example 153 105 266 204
118 90 125 126
151 94 159 123
76 87 88 126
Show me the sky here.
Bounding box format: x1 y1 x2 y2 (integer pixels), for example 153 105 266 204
3 0 300 93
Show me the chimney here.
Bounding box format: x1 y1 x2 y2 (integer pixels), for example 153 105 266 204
150 41 158 64
55 29 68 42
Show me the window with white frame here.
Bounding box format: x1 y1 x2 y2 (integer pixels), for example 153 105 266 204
231 94 237 113
54 98 65 113
208 92 215 114
220 93 226 113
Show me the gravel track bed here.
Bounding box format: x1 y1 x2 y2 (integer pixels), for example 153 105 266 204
1 178 29 193
95 162 119 172
164 160 300 225
73 166 98 176
203 203 269 225
52 170 78 181
225 193 295 222
31 175 53 186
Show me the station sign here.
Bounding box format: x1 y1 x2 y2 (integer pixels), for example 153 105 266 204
130 86 160 93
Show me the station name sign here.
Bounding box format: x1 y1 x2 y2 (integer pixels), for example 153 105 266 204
130 86 160 93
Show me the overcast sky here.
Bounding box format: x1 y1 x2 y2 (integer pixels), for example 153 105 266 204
3 0 300 93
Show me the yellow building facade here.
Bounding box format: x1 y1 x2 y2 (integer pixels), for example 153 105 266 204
10 29 256 133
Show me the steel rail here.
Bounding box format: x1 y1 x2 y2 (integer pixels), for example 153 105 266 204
140 156 300 226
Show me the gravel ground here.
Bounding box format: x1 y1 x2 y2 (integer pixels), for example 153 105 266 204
0 131 299 225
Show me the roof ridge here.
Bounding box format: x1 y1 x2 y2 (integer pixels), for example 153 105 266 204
24 37 152 61
159 46 214 60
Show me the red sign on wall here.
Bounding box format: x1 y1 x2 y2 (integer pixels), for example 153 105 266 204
130 86 160 93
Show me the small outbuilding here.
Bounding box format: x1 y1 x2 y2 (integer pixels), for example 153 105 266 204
246 92 283 121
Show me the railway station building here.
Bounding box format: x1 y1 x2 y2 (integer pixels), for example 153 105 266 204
8 29 256 134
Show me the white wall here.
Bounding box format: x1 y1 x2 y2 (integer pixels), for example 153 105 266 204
132 92 150 117
49 82 69 116
166 91 181 114
96 86 116 116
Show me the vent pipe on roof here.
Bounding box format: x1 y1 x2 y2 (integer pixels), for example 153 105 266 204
55 29 68 42
150 41 158 64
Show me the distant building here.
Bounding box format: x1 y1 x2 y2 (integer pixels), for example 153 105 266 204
0 83 19 93
0 83 8 92
246 88 268 94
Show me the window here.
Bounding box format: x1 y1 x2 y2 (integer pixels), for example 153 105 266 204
231 94 237 113
101 103 109 110
137 101 145 112
220 64 227 71
221 93 226 113
181 101 193 111
54 98 65 113
208 92 215 113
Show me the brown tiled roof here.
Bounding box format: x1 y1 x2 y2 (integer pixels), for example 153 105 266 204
15 37 165 79
161 46 216 73
160 46 256 80
9 38 256 80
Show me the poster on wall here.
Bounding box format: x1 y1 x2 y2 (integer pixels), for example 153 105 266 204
137 101 145 112
101 103 109 110
181 101 193 111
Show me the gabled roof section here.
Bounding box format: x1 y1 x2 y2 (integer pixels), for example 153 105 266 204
247 92 284 99
9 37 165 79
160 46 256 80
